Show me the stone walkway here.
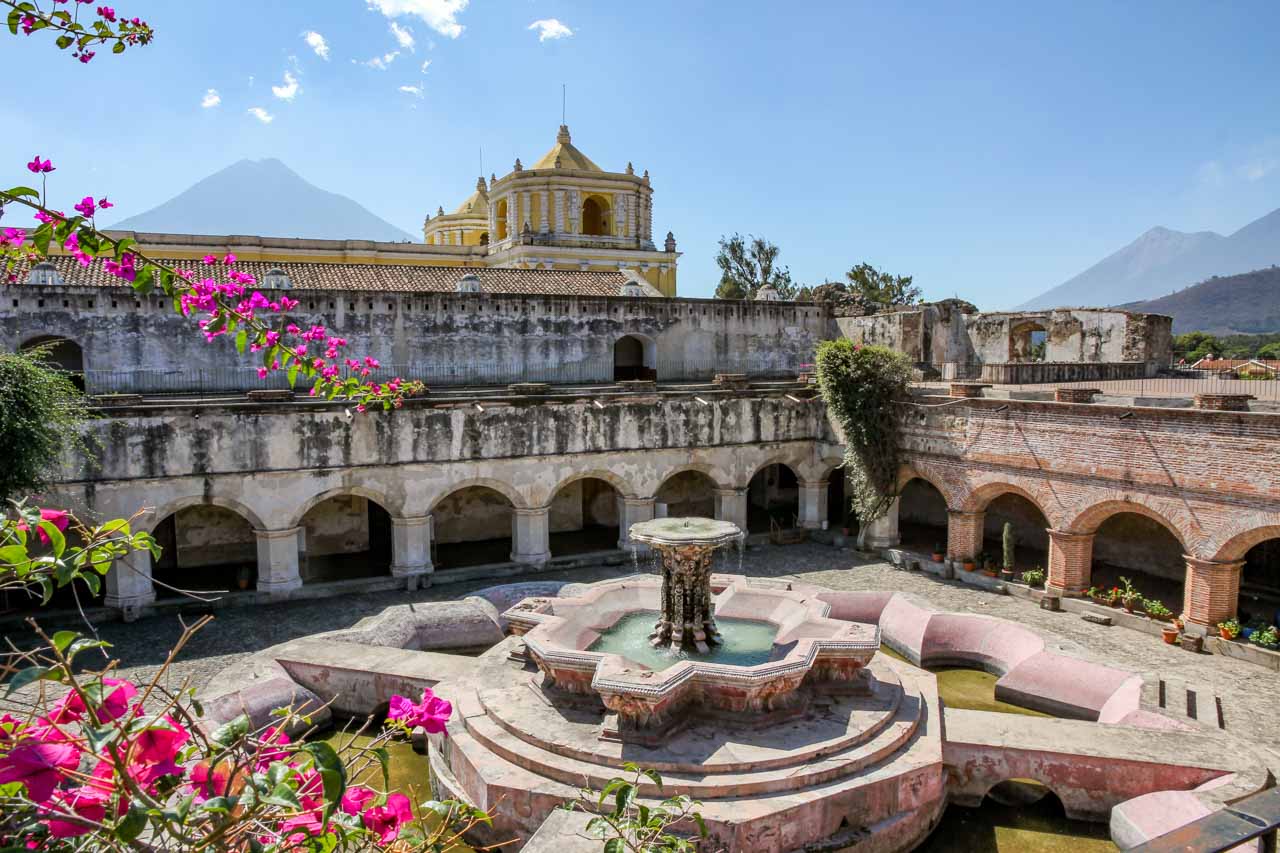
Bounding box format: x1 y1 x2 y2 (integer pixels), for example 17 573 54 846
11 543 1280 749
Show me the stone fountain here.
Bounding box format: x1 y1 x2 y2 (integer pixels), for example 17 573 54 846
627 516 743 652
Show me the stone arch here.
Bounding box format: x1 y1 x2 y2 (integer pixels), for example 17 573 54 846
544 468 638 504
144 495 267 534
20 334 85 390
958 480 1062 529
746 459 802 534
581 195 609 236
613 333 656 381
648 462 733 498
426 477 529 513
547 473 625 558
289 485 402 529
1009 319 1048 362
741 452 812 490
1211 523 1280 563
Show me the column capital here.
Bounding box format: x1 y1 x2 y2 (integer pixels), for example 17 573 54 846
947 509 984 519
1184 555 1245 573
713 487 747 497
391 515 431 527
513 505 552 518
1046 528 1095 543
254 526 303 541
798 479 830 489
622 496 657 507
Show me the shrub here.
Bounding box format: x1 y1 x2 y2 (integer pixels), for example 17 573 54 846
1021 569 1045 587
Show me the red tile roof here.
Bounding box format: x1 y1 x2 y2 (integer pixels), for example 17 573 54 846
10 256 630 297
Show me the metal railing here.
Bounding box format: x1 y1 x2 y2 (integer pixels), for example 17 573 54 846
82 355 806 396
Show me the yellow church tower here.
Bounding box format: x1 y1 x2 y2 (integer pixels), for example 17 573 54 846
423 125 679 296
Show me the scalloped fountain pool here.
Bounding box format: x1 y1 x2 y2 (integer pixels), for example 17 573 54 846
587 610 778 671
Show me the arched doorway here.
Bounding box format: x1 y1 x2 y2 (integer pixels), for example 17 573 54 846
656 470 717 519
827 469 855 534
898 478 948 553
981 492 1050 573
432 486 514 569
1090 512 1184 612
613 335 655 381
1009 321 1048 362
298 494 391 583
1239 536 1280 629
747 463 800 534
549 477 622 557
581 196 608 236
479 231 490 246
20 335 85 391
495 200 509 242
151 505 258 597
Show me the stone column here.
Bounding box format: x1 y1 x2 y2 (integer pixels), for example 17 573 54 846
626 193 636 237
507 194 518 240
798 480 830 530
861 497 900 549
947 510 986 561
390 515 433 590
1182 556 1244 634
255 527 303 595
617 497 656 550
488 197 497 240
554 190 565 234
539 190 550 232
105 552 155 621
714 488 749 535
510 506 551 566
520 192 531 233
567 189 580 233
613 195 625 237
1046 529 1094 597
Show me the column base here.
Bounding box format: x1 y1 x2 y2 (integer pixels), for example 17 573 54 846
1045 583 1086 598
256 577 303 596
863 535 901 549
105 592 155 622
510 552 552 567
391 563 433 591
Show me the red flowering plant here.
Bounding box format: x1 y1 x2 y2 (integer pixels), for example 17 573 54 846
0 160 421 412
2 0 152 63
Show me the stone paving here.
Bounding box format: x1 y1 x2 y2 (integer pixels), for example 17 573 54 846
14 542 1280 750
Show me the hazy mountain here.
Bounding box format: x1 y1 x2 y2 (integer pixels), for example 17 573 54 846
1122 266 1280 334
106 158 417 242
1018 207 1280 309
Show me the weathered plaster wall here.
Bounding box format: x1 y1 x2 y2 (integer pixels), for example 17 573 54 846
433 487 514 544
0 287 830 388
655 471 716 518
302 495 372 556
173 505 255 567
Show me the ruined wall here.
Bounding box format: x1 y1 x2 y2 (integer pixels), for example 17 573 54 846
0 287 830 389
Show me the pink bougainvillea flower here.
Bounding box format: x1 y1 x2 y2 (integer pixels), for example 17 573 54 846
386 688 452 733
0 740 81 802
47 677 137 724
26 155 54 173
340 784 377 815
97 197 113 209
16 508 71 545
39 785 112 838
362 793 412 843
222 253 237 265
254 726 291 769
187 759 243 801
73 196 96 217
127 716 189 769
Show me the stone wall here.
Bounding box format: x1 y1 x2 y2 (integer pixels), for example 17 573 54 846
171 505 256 567
1 286 829 390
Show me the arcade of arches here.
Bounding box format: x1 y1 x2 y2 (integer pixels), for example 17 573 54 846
888 474 1280 634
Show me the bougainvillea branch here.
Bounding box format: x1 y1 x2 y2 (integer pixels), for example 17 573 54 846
0 172 421 410
2 0 153 63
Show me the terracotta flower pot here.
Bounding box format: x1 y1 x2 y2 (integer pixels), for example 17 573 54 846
962 561 976 572
981 570 997 578
932 553 945 563
1162 627 1179 645
1220 627 1235 640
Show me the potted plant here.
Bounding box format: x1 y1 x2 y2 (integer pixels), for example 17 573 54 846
1001 522 1017 580
931 543 945 563
1021 568 1045 588
961 558 977 572
1161 623 1179 644
1118 576 1141 613
1218 618 1241 640
1143 598 1172 622
1088 585 1118 606
1250 625 1279 650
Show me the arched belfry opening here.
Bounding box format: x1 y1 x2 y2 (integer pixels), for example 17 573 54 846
613 335 656 381
581 196 609 236
495 199 509 242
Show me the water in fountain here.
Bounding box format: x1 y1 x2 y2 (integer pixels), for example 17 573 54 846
589 610 777 670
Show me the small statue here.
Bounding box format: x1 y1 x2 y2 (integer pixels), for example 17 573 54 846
514 157 523 171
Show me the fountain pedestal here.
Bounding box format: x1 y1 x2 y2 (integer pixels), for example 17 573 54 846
628 517 743 654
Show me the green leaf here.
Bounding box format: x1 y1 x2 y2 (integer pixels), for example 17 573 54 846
301 741 346 821
641 767 663 788
132 263 154 294
0 544 28 567
115 804 147 841
2 186 39 200
98 518 132 536
693 812 708 837
6 9 22 36
235 329 248 355
287 362 300 387
80 572 101 597
210 714 250 748
372 746 390 791
603 839 625 853
4 665 52 697
262 783 302 810
51 630 78 654
613 782 635 816
112 41 125 54
32 222 53 255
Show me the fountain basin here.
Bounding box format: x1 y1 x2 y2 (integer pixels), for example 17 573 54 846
515 575 880 742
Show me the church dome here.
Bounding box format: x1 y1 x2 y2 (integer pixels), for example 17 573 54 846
531 125 602 172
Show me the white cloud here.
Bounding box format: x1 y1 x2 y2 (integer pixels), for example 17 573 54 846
398 84 423 98
355 51 400 70
1241 156 1278 182
200 88 221 109
365 0 468 39
302 30 330 60
247 107 274 124
528 18 573 42
271 70 300 101
420 58 432 73
389 21 415 51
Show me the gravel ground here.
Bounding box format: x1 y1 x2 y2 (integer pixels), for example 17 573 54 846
8 542 1279 749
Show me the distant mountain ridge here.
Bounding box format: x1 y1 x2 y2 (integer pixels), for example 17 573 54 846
107 158 416 243
1122 266 1280 335
1018 207 1280 309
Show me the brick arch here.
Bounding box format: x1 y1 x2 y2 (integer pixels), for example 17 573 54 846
896 462 961 510
426 478 529 512
289 485 403 529
144 495 266 533
1212 523 1280 563
1063 497 1192 550
957 480 1062 529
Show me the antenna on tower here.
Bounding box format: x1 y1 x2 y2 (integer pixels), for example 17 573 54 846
561 83 566 125
479 144 483 178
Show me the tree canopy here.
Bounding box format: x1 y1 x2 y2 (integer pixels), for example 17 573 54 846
714 233 796 300
0 347 93 503
844 263 921 308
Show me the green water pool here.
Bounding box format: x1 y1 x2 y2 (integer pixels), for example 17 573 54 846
587 609 779 670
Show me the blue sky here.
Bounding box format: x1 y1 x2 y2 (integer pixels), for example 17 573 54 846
2 0 1278 307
